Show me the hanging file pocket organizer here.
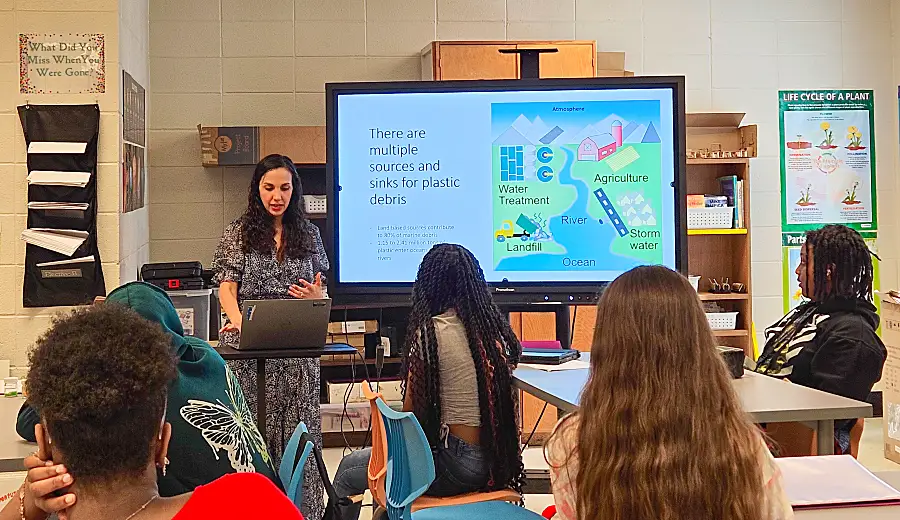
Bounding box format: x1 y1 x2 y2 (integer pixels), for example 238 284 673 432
28 182 93 205
32 256 99 305
28 205 91 231
18 104 105 307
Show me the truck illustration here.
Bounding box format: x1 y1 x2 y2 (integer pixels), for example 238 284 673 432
495 214 540 242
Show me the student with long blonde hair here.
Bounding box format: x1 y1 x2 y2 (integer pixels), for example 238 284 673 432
545 266 793 520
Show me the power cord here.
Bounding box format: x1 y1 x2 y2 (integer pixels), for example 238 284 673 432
521 402 549 453
339 348 357 456
570 305 577 348
338 309 374 454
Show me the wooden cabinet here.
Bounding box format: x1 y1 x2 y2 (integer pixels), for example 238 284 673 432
421 41 596 80
685 113 758 356
421 43 520 80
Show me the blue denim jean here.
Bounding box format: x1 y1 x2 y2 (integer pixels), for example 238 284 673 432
332 435 490 520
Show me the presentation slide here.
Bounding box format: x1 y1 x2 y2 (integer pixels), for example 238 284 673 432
335 87 677 284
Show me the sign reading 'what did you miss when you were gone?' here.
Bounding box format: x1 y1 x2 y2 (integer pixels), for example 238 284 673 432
19 33 105 94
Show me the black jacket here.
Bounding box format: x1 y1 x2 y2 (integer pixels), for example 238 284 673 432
784 298 886 403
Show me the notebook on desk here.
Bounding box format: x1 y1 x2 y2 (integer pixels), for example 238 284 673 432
237 298 332 350
778 455 900 509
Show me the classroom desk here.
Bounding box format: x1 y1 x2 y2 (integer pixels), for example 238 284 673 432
794 472 900 518
513 354 872 456
214 343 359 438
0 397 36 472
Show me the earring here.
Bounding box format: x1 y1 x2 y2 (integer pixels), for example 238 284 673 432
159 457 169 477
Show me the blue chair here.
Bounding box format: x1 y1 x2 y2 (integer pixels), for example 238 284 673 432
375 398 433 520
410 500 546 520
279 422 314 508
368 390 520 520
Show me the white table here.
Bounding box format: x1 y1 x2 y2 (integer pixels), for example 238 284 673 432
514 354 873 455
0 397 36 472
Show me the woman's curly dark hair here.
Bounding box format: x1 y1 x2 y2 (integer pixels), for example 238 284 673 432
401 243 525 494
26 304 176 487
240 154 316 261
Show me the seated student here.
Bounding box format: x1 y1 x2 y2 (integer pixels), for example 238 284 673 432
0 304 301 520
754 224 887 454
16 282 278 496
545 266 793 520
333 244 524 520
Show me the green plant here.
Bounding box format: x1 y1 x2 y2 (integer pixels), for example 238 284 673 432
797 184 813 204
846 126 863 148
843 181 860 203
819 122 833 146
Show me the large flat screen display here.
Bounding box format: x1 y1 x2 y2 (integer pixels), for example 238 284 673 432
326 77 686 298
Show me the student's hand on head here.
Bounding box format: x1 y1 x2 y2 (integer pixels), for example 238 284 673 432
23 454 76 520
288 272 324 299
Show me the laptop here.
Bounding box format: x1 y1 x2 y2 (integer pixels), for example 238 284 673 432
520 348 580 365
237 298 332 350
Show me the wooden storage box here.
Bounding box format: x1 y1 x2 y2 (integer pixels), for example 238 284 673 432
199 125 325 166
421 40 597 80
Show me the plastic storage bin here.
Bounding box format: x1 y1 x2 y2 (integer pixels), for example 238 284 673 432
167 289 212 341
687 206 734 229
706 311 738 330
303 195 326 214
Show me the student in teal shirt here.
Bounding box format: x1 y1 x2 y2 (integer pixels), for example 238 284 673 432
16 281 279 496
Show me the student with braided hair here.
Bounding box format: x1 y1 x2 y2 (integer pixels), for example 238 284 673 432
332 244 524 520
754 224 886 454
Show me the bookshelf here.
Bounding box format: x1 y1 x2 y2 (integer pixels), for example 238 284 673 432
686 112 757 355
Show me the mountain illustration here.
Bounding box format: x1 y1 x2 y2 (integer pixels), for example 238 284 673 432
596 114 629 132
511 114 533 138
559 123 602 145
642 122 661 143
493 126 531 146
623 124 647 143
494 111 661 146
525 116 551 144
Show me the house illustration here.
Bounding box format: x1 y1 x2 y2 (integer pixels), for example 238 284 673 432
578 133 617 161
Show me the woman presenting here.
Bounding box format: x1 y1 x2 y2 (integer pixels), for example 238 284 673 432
212 154 328 520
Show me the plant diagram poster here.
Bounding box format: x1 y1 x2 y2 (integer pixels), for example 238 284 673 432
779 90 876 232
782 231 879 313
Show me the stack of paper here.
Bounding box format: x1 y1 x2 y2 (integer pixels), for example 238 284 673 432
36 255 94 267
27 142 87 154
27 171 91 188
20 229 89 257
27 202 89 211
778 455 900 509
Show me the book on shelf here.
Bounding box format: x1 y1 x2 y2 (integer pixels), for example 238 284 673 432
718 175 743 229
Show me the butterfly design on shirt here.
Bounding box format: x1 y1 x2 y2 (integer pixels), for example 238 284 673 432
180 366 272 473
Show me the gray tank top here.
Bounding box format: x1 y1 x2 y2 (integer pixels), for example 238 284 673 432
433 310 482 427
